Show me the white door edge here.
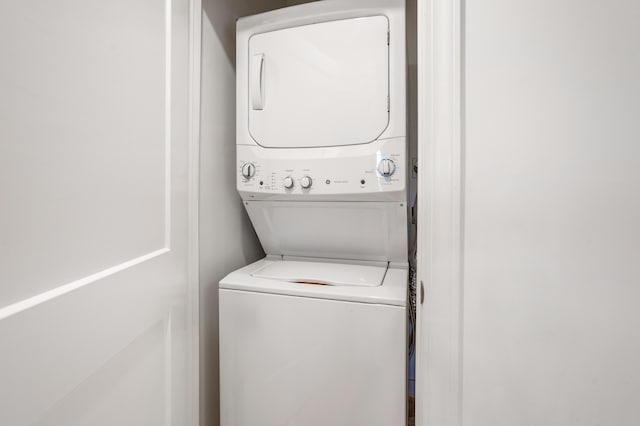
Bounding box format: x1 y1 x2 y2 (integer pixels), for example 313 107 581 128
415 0 463 425
187 0 202 424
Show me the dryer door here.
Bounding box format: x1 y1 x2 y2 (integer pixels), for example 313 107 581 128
248 16 390 148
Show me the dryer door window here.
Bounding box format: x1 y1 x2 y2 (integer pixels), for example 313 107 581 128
248 16 390 148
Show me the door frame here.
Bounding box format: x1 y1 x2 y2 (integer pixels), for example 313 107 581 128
415 0 464 424
187 0 202 424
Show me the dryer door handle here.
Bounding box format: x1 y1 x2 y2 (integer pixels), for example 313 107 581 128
251 53 265 110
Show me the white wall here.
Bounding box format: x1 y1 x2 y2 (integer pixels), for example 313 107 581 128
462 0 640 424
199 0 286 425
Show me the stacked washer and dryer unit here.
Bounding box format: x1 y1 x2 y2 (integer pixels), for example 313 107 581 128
219 0 407 424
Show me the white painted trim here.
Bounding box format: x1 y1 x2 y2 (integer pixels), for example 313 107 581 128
186 0 202 424
415 0 464 424
164 0 173 249
164 313 174 426
0 248 170 321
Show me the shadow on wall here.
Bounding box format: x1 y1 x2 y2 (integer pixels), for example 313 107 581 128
199 1 295 426
202 0 305 68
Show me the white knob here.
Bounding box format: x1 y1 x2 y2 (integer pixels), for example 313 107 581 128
300 176 312 189
377 158 396 177
241 162 255 179
283 176 294 189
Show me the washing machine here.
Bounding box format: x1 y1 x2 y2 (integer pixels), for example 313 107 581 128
220 0 407 424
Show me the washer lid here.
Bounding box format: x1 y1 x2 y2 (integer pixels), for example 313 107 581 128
251 258 388 287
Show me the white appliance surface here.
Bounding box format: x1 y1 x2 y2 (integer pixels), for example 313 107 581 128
244 201 408 262
252 258 388 287
237 137 406 201
235 0 407 258
237 0 406 148
220 256 407 306
219 257 407 426
248 15 389 148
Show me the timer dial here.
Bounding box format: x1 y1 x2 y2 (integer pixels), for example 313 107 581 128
377 158 396 177
241 162 255 179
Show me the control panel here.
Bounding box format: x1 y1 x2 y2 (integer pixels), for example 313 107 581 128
237 137 406 200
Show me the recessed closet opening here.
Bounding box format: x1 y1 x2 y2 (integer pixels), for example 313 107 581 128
200 0 418 425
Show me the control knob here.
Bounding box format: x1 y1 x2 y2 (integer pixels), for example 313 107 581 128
241 162 255 179
283 176 294 189
377 158 396 177
300 176 312 189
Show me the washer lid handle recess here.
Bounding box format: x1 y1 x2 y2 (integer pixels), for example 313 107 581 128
251 259 388 287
